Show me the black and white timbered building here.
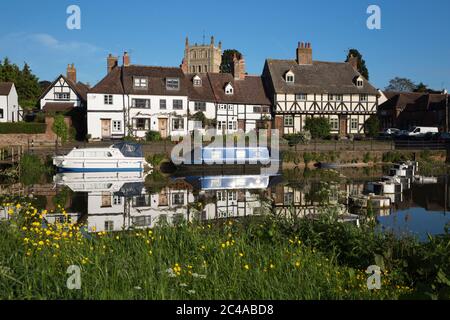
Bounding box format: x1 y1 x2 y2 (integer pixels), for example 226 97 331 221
262 42 379 136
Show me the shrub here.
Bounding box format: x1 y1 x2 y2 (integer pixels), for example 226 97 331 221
303 152 315 165
304 117 331 139
52 115 68 143
146 153 166 167
0 122 46 134
146 130 162 142
363 152 372 163
365 116 380 138
284 132 311 147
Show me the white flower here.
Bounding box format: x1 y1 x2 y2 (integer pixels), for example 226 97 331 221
188 290 196 295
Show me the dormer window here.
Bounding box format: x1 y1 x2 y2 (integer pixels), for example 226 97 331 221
134 77 148 89
285 70 295 83
166 78 180 90
355 76 364 88
225 83 234 95
193 75 202 87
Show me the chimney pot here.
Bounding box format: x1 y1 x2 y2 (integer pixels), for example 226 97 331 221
107 54 118 74
296 41 313 65
123 52 130 67
66 63 77 83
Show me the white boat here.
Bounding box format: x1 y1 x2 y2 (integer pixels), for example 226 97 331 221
53 142 149 173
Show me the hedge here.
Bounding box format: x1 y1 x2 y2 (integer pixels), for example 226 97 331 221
0 122 47 134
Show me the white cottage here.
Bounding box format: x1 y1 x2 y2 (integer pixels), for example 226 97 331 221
88 53 189 140
0 82 21 122
262 42 379 136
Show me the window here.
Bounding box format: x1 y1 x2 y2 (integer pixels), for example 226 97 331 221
284 193 294 205
296 93 307 101
55 93 70 100
133 118 150 131
218 105 226 111
104 95 113 105
132 216 152 227
253 106 261 113
160 99 166 110
217 121 226 131
228 105 234 111
285 71 295 83
351 118 358 130
193 77 202 87
132 99 150 108
172 118 184 130
134 77 148 89
262 107 270 113
330 118 339 130
328 94 343 101
225 83 234 95
166 78 180 90
173 100 183 110
172 193 184 206
284 115 294 127
357 79 364 87
194 101 206 112
104 221 114 232
0 109 3 119
228 121 237 130
360 94 368 102
113 196 122 205
112 120 122 132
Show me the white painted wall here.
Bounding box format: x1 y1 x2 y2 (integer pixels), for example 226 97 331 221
0 84 21 122
40 76 83 109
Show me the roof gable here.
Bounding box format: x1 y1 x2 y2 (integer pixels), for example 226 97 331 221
0 82 14 96
38 75 88 102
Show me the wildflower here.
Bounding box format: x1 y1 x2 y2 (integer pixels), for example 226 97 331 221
134 286 142 290
244 264 250 270
239 252 244 257
15 204 21 209
295 261 301 268
23 238 29 243
38 241 44 246
22 226 27 231
188 290 196 295
179 283 188 287
270 264 275 269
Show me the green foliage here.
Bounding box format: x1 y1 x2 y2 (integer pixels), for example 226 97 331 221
144 170 169 194
52 115 68 143
365 116 380 138
346 49 369 80
284 132 311 147
282 150 302 164
220 49 243 74
146 153 166 167
303 152 314 165
0 122 46 134
385 77 417 92
34 112 46 123
363 152 372 163
0 58 41 109
382 151 413 163
19 154 51 186
145 130 162 142
304 117 331 139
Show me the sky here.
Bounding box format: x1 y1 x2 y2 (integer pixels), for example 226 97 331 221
0 0 449 90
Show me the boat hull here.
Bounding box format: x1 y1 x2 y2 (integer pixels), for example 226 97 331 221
53 157 147 173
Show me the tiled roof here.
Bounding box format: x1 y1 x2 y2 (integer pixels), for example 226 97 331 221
264 59 379 95
42 102 76 112
0 82 13 95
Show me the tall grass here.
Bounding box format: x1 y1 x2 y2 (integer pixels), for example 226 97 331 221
0 202 428 300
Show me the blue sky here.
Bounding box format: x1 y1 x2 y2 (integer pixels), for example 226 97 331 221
0 0 449 90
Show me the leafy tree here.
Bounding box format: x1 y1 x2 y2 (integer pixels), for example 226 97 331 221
346 49 369 80
0 58 41 110
365 116 380 138
52 114 68 144
220 49 243 74
385 77 417 92
304 117 331 139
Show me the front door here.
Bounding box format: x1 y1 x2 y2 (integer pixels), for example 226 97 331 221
339 116 348 136
101 119 111 138
159 118 168 138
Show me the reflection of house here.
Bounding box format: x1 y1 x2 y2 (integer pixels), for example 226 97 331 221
262 42 379 136
88 53 189 140
378 92 448 130
0 82 21 122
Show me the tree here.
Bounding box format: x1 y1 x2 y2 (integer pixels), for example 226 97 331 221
346 49 369 80
52 115 68 144
304 117 331 139
365 116 380 138
385 77 417 92
0 57 41 110
220 49 243 74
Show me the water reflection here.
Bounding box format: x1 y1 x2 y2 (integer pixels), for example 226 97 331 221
1 167 449 239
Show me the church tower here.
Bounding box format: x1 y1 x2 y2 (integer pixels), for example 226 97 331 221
181 36 222 74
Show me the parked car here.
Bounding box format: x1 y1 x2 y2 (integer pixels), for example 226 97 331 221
384 128 400 136
431 132 450 143
406 127 439 137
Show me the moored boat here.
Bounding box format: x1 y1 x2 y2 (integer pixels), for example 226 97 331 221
53 142 149 173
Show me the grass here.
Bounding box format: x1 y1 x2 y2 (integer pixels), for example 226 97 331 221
3 201 444 300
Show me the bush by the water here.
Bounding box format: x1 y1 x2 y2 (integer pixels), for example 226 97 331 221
0 122 46 134
304 117 331 139
146 130 162 142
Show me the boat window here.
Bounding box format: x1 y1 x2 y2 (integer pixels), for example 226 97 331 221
211 179 221 188
106 152 113 157
85 151 96 158
236 150 246 158
211 151 222 160
72 151 84 157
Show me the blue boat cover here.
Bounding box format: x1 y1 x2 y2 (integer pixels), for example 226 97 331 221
113 142 144 158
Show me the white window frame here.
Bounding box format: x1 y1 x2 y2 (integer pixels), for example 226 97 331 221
295 93 307 101
351 118 358 130
172 118 184 130
194 101 206 112
330 118 339 130
284 115 294 127
132 99 151 108
160 99 166 110
55 93 70 101
104 95 113 105
134 77 148 89
173 99 183 110
166 78 180 90
360 94 368 102
112 120 122 132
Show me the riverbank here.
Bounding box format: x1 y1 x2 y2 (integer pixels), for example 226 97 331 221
0 201 449 300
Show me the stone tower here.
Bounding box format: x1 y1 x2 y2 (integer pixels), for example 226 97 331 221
181 36 222 74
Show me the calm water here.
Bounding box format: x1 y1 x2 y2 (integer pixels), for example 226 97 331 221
1 167 449 240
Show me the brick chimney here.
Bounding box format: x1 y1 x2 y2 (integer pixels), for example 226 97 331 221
107 54 118 74
66 64 77 83
232 53 246 80
348 54 359 71
296 42 313 65
123 52 130 67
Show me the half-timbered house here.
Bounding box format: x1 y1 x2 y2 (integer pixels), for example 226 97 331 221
262 42 379 136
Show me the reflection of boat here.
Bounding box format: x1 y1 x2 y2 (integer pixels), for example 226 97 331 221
182 147 271 165
184 174 281 191
389 161 417 178
54 171 147 193
53 142 149 172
